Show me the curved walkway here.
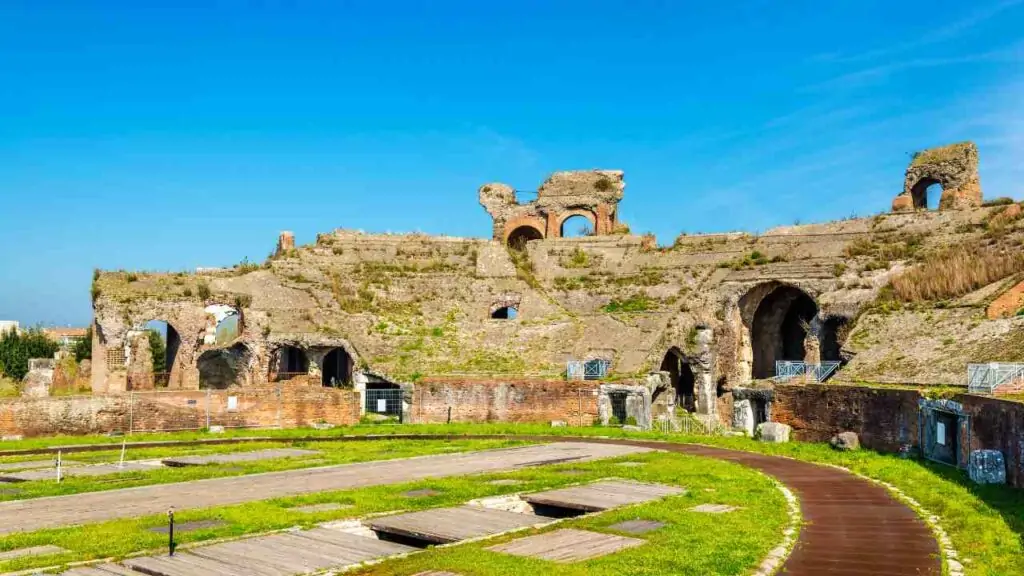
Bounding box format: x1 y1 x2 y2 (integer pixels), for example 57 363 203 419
549 437 941 576
0 435 942 575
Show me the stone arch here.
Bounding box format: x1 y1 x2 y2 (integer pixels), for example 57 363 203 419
506 223 544 250
820 315 850 363
490 294 521 320
491 306 518 319
909 176 944 210
557 210 597 238
322 347 353 387
270 345 309 381
197 343 251 390
126 319 183 389
741 282 819 379
659 347 696 412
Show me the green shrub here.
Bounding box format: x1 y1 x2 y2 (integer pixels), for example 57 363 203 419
196 282 211 300
0 327 59 381
603 294 655 313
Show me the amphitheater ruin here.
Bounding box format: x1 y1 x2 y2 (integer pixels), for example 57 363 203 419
4 140 1024 489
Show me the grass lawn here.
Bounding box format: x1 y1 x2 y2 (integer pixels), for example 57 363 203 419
0 450 788 575
0 438 526 502
2 422 1022 575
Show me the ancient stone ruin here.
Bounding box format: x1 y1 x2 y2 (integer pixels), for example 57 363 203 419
892 141 982 211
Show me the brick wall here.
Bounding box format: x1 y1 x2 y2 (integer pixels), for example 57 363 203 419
0 385 360 437
771 384 922 452
412 378 600 425
772 384 1024 488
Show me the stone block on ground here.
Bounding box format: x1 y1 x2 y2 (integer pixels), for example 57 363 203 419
830 431 860 451
756 422 791 443
968 450 1006 485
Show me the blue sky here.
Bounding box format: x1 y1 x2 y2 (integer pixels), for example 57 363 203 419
2 1 1023 327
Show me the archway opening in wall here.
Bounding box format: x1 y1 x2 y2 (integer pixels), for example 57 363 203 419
197 343 249 390
322 347 353 387
143 320 180 387
507 225 543 251
365 380 402 418
750 284 818 379
660 349 695 412
273 345 309 381
910 177 943 210
491 306 518 319
820 316 849 363
560 214 595 238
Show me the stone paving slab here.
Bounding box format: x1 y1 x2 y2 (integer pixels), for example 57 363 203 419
0 544 68 562
0 462 153 483
0 460 80 471
161 448 319 467
0 442 650 535
690 503 738 513
487 528 644 563
367 505 544 544
524 480 685 512
292 502 351 513
608 519 666 534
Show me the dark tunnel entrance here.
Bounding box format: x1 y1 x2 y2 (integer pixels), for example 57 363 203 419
750 285 818 379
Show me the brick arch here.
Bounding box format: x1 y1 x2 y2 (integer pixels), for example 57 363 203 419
503 216 546 247
554 209 597 238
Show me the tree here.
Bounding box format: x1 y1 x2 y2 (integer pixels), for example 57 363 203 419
147 329 167 373
73 325 93 362
0 327 59 381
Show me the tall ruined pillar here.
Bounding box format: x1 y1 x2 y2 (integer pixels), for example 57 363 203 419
693 327 717 415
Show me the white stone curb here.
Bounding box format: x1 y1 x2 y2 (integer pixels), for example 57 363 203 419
753 480 801 576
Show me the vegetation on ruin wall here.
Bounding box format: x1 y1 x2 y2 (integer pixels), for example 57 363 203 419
910 141 972 166
0 444 785 576
889 244 1024 302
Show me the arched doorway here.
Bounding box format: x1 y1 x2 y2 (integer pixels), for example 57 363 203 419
820 316 849 363
491 306 518 319
507 225 543 250
660 348 695 412
910 178 944 210
142 319 180 387
749 285 818 379
322 347 352 387
272 345 309 381
560 214 595 238
197 343 250 389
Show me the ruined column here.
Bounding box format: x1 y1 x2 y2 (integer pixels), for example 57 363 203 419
693 327 717 416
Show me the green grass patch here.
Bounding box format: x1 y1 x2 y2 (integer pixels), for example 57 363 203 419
0 450 786 575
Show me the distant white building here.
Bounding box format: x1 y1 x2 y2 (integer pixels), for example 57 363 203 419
0 320 19 335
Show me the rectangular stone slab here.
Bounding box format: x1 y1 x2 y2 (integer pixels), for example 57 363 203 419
0 460 81 471
523 480 685 512
487 528 644 563
367 505 545 544
0 462 153 483
161 448 320 467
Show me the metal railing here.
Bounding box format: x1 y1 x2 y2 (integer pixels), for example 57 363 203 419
774 361 841 383
566 359 611 381
967 363 1024 395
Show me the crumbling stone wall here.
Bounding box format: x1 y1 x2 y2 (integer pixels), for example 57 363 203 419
479 170 625 243
892 141 982 211
412 378 601 425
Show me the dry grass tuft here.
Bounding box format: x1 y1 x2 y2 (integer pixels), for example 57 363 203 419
891 245 1024 302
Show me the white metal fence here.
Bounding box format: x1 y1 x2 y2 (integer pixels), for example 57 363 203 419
967 363 1024 395
774 361 841 383
566 359 611 381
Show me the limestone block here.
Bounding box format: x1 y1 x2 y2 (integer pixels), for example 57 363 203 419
968 450 1006 485
830 431 860 451
475 243 517 278
756 422 791 443
733 399 755 436
550 420 567 427
891 195 914 212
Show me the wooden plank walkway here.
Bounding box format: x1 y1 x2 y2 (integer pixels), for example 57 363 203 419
366 505 545 544
523 480 684 512
161 448 319 467
120 527 415 576
0 442 649 535
0 462 154 483
488 528 644 563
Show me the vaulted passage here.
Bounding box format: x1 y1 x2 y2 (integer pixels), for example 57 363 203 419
910 177 944 210
322 347 353 387
750 285 818 379
197 344 250 389
506 225 543 250
272 345 309 381
660 348 695 412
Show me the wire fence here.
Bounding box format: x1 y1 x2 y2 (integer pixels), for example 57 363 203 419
774 361 840 383
967 363 1024 395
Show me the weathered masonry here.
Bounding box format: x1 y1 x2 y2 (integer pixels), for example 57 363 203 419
80 141 1024 441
